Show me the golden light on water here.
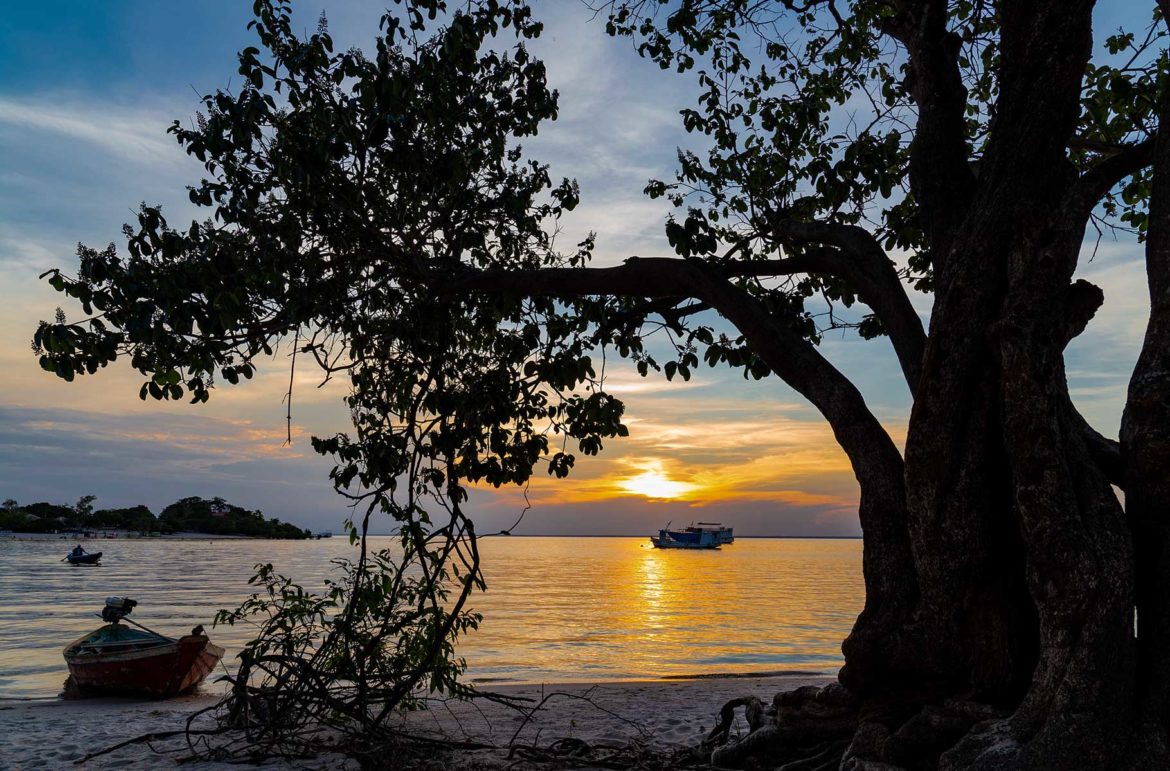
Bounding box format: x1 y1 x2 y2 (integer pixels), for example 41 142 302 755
616 460 698 500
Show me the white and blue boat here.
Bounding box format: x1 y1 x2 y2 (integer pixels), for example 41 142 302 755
688 522 734 545
649 521 734 549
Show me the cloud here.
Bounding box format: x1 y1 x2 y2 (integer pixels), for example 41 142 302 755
0 96 189 166
0 404 348 528
1067 237 1150 432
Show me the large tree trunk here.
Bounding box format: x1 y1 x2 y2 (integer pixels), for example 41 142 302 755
837 2 1141 768
1120 63 1170 766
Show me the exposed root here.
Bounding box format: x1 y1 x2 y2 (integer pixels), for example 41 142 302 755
702 696 766 751
703 683 860 769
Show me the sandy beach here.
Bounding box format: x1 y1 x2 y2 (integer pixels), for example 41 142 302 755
0 673 834 769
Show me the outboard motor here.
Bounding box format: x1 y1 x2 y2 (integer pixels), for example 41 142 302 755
101 596 138 623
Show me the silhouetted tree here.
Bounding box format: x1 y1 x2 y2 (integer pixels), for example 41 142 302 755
32 0 1170 767
159 496 308 538
73 494 96 526
91 504 157 532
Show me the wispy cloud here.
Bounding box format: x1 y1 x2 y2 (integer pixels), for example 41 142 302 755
0 96 189 166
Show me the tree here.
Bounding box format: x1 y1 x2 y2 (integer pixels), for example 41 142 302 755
21 501 77 531
31 0 1170 768
73 494 97 526
158 496 308 538
91 504 158 532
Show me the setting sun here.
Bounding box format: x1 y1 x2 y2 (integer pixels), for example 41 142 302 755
617 463 698 500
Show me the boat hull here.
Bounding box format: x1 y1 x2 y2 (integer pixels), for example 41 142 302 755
649 534 720 549
64 626 224 697
66 552 102 564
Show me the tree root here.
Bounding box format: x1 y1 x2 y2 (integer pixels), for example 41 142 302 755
696 683 1019 771
704 683 860 769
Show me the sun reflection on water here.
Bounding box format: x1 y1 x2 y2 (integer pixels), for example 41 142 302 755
0 536 863 697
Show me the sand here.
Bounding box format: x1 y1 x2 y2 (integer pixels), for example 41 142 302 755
0 674 834 770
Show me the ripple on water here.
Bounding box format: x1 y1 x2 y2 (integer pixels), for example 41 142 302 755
0 536 862 698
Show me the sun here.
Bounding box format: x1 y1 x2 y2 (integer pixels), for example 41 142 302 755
617 464 698 500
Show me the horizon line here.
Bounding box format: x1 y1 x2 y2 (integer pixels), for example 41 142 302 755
361 533 863 539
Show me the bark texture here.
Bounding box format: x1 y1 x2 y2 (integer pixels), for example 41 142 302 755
1121 49 1170 765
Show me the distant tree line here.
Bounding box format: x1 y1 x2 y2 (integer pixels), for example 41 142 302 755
0 495 310 539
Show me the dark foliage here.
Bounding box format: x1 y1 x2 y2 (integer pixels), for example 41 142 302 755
159 496 309 538
0 495 308 538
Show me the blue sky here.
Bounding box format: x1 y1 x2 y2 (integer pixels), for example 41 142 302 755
0 2 1153 536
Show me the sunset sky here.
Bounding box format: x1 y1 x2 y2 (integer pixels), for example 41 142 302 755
0 2 1151 536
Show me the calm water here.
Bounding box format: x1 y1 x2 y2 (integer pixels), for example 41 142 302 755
0 536 863 699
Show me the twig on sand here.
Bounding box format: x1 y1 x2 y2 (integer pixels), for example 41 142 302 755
72 728 227 765
502 687 653 754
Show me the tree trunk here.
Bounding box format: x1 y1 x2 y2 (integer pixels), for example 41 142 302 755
1120 65 1170 765
842 2 1141 768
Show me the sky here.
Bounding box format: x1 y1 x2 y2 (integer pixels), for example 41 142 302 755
0 2 1154 536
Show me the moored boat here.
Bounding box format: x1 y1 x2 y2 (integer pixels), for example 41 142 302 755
63 597 224 698
685 522 734 545
649 521 734 549
650 525 720 549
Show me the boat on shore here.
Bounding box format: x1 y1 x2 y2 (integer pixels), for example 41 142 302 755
63 597 224 698
649 521 734 550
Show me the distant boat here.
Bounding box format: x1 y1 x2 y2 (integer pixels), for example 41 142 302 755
63 597 223 698
65 550 102 565
314 531 333 539
687 522 734 545
649 521 734 550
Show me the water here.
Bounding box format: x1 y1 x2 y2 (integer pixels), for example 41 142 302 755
0 536 863 699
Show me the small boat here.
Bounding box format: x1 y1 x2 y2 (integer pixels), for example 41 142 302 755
63 597 224 698
650 525 720 549
314 531 333 539
65 551 102 565
649 521 734 549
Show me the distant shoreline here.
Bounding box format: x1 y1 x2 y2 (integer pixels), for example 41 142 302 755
2 531 864 541
436 533 863 539
1 531 295 541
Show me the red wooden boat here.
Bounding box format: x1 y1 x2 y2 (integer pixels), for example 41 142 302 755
63 597 224 697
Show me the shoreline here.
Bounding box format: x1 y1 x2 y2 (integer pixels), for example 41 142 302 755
3 532 864 541
0 673 835 769
0 531 303 541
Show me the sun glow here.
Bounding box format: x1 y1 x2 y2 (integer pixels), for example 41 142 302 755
617 462 698 500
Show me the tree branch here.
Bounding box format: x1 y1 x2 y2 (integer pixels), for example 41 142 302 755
446 257 902 480
763 219 927 394
1066 136 1158 223
879 0 977 276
